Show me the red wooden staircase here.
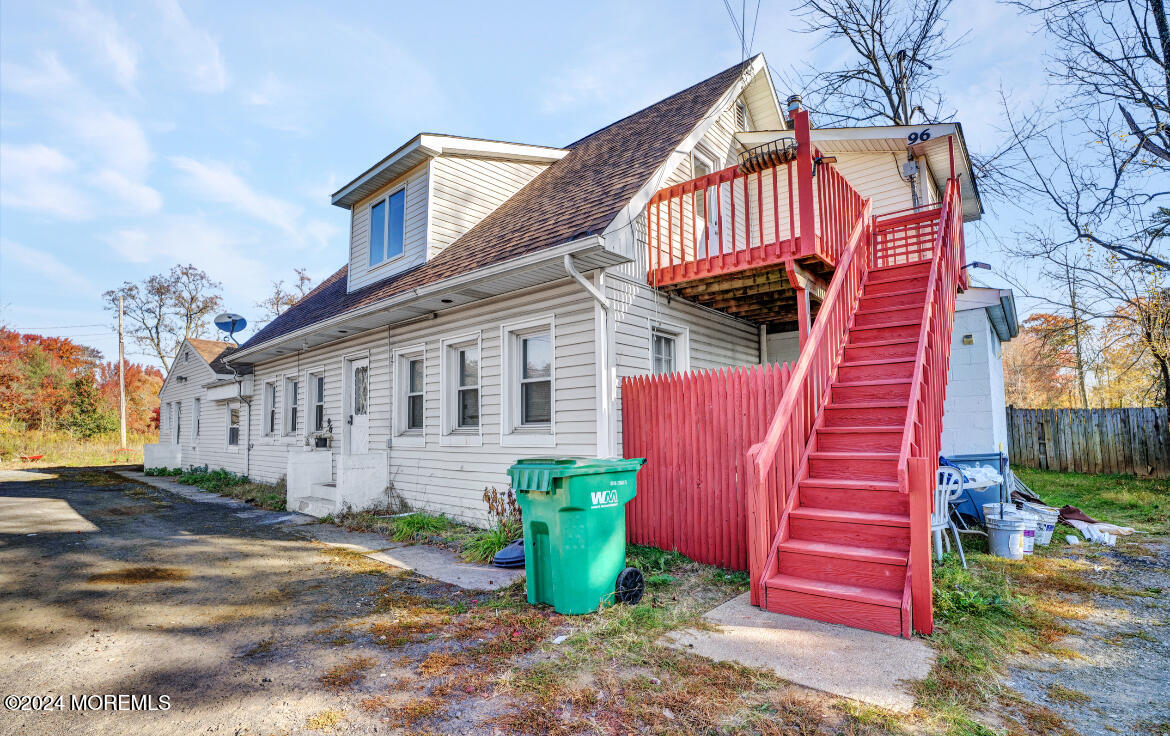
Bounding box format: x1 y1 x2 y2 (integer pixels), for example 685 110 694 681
749 181 967 637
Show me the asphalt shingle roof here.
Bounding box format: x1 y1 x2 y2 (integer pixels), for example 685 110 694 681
237 60 752 355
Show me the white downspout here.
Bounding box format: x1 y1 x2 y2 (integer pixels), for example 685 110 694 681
565 254 614 458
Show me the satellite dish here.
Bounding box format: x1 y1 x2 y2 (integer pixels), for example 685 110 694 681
214 313 247 346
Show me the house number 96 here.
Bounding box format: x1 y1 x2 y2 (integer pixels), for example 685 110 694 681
907 129 932 144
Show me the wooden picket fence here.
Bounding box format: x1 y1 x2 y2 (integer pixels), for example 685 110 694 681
621 362 790 571
1007 406 1170 478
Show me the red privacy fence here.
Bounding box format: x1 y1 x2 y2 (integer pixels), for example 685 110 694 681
621 363 790 571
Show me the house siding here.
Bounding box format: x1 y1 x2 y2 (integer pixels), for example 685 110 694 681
199 281 597 526
347 163 429 292
157 349 218 459
428 156 549 258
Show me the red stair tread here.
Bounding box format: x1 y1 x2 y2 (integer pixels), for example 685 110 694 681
816 425 901 433
856 304 925 316
832 378 911 388
845 337 918 348
808 451 898 460
799 477 900 491
840 357 916 367
778 538 908 565
826 400 909 409
851 319 922 330
790 506 909 526
765 573 903 608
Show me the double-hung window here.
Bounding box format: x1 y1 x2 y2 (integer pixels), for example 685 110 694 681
264 381 277 436
310 373 325 432
284 376 300 435
501 317 555 447
440 336 481 445
173 401 182 443
394 347 426 446
650 324 689 375
368 189 405 267
227 405 240 446
194 398 201 438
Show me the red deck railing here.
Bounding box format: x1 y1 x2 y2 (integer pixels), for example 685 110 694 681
745 200 873 605
646 110 865 288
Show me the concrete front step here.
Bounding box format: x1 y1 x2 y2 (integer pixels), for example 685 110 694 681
293 494 337 517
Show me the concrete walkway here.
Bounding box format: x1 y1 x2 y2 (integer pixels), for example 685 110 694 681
665 593 934 713
120 470 524 591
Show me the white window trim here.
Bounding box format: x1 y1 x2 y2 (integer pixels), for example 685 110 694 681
226 401 241 451
172 400 182 444
500 314 556 448
194 398 201 440
262 380 277 438
439 332 482 447
735 99 752 132
366 185 408 272
648 319 690 375
307 367 327 436
392 344 427 448
282 374 301 437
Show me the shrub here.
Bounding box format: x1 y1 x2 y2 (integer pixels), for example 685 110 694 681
463 486 522 562
391 512 450 542
144 467 182 476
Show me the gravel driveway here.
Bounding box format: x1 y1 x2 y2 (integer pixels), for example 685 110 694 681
0 467 471 735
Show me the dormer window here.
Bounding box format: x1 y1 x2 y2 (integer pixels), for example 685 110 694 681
369 188 406 267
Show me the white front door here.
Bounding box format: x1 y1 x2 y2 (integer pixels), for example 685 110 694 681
346 357 370 453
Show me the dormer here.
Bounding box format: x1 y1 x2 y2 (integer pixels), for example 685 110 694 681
331 135 568 292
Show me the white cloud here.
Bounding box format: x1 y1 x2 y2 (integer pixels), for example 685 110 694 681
90 169 163 214
154 0 228 93
60 0 138 92
101 217 272 305
1 238 94 293
72 109 154 178
0 53 76 96
170 156 302 235
0 144 94 220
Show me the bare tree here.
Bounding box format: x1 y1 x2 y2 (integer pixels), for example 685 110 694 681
1005 0 1170 270
256 267 314 322
788 0 961 127
104 265 222 372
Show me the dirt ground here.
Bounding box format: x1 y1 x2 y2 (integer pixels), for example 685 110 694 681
2 466 1166 736
1004 537 1170 736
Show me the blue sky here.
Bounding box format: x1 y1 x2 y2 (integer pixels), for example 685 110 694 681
0 0 1045 367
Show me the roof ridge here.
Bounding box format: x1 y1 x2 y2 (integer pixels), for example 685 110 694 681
565 55 759 148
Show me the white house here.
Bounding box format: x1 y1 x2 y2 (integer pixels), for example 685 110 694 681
940 287 1019 457
148 54 984 526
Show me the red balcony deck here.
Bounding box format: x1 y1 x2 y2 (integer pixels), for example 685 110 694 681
646 113 866 329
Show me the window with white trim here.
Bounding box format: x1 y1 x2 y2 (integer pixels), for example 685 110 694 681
405 358 424 431
310 372 326 432
194 398 201 438
649 323 689 375
735 100 751 132
227 404 240 446
263 381 277 436
501 318 555 446
439 339 482 442
173 401 182 443
394 347 426 445
284 376 300 435
368 188 405 267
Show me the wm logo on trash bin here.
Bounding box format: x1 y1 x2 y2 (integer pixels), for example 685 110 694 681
590 489 619 508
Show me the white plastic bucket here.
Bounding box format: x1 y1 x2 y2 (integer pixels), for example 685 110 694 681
1022 502 1059 546
983 503 1039 555
986 514 1028 560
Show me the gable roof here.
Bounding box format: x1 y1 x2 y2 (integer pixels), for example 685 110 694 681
235 58 756 356
187 338 236 367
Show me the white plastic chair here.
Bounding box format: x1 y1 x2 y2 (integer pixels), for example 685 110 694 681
933 467 968 568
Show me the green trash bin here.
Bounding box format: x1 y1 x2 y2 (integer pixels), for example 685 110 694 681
508 456 646 615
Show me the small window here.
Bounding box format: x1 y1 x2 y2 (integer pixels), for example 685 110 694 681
692 152 714 221
520 333 552 426
228 405 240 446
369 189 406 267
406 358 424 431
194 398 201 438
353 365 369 416
264 382 277 435
453 345 479 429
284 376 300 435
174 401 182 442
652 330 676 374
184 351 189 363
311 373 325 432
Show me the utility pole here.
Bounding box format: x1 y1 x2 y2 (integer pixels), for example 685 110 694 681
118 295 127 448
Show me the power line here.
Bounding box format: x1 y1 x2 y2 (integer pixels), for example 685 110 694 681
8 323 108 330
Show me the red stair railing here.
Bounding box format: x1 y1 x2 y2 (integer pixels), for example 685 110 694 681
898 177 965 634
745 199 873 606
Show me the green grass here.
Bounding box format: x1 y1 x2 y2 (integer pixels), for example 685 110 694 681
0 428 154 467
1014 467 1168 533
464 525 515 563
152 466 286 511
390 512 451 542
